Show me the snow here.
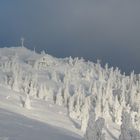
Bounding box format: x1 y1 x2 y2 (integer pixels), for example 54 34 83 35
0 46 140 140
0 109 81 140
0 85 82 140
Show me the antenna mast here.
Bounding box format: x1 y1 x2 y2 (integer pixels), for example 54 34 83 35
21 37 24 47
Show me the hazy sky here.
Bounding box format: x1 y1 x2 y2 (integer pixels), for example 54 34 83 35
0 1 140 74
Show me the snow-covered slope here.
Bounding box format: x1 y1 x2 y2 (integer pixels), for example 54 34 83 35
0 85 82 140
0 109 81 140
0 46 140 140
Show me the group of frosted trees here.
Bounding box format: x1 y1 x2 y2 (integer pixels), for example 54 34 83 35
84 96 140 140
1 48 140 139
119 109 140 140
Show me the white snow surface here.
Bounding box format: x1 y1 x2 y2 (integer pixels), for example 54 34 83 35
0 85 82 140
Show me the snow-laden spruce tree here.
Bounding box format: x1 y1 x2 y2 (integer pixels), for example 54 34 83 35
84 96 105 140
12 72 19 92
102 101 111 122
62 83 70 107
81 96 90 133
84 106 96 138
38 84 45 99
68 94 75 117
112 96 123 125
56 87 63 106
24 94 31 110
136 105 140 131
74 86 84 118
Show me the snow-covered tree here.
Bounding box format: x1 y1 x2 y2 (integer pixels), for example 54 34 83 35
84 96 105 140
38 84 45 99
81 96 90 133
56 87 63 106
24 94 31 110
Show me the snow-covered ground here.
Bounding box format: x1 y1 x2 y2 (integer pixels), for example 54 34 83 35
0 108 81 140
0 85 82 140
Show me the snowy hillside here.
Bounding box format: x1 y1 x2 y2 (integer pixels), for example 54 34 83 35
0 85 82 140
0 109 81 140
0 46 140 140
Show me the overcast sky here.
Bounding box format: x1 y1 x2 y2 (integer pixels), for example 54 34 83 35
0 1 140 74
